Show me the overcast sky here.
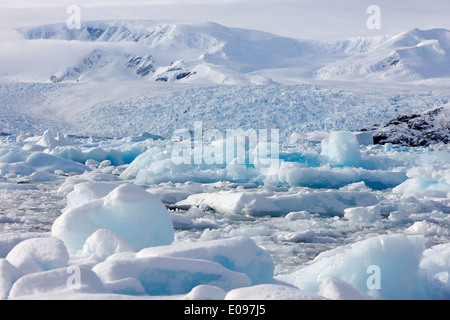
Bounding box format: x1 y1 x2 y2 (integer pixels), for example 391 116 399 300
1 0 449 40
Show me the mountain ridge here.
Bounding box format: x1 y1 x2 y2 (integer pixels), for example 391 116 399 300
2 21 450 84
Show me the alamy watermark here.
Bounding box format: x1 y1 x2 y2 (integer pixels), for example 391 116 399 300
366 265 381 290
366 5 381 30
66 5 81 30
171 121 280 170
66 265 81 290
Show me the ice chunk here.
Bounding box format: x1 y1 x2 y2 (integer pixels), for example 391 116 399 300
290 131 329 144
414 235 450 300
26 152 90 174
65 181 120 209
420 243 450 282
319 277 374 300
183 285 227 300
354 131 374 146
52 183 174 254
170 214 194 230
277 234 426 300
406 221 450 237
147 188 195 204
285 211 312 221
0 233 49 258
28 171 63 183
0 259 23 300
77 229 134 263
36 129 72 149
8 265 107 299
393 166 450 198
343 205 381 223
93 254 251 295
178 190 378 217
102 277 146 296
279 230 324 243
177 191 282 216
321 131 361 166
136 237 275 285
277 162 406 189
57 171 122 195
0 161 35 176
5 237 69 274
272 191 378 217
225 284 325 300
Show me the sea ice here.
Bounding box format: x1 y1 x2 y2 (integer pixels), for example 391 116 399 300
177 190 378 217
93 254 251 295
321 131 361 166
52 183 174 254
277 234 428 300
136 236 275 285
8 265 108 299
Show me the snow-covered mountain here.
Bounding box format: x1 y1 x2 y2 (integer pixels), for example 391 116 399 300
367 103 450 147
0 21 446 84
315 28 450 81
3 20 390 84
49 49 156 82
1 21 449 84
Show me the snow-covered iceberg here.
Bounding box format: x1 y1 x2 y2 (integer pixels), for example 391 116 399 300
52 183 175 254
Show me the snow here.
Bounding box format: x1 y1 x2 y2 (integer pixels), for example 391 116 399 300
315 28 450 81
5 237 69 274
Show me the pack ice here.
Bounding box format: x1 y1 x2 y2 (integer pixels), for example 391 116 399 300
0 125 449 300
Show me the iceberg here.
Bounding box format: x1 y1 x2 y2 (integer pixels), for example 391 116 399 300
93 254 251 296
52 183 174 254
321 131 361 167
5 237 69 274
277 234 428 300
177 190 378 217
